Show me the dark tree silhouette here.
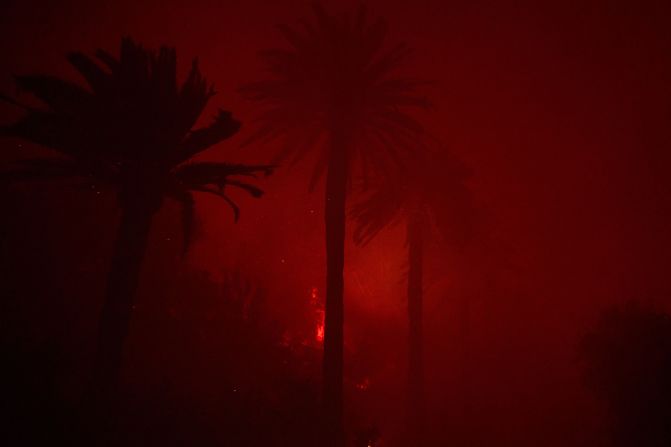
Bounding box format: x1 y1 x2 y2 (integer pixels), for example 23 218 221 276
240 4 427 445
580 301 671 447
1 38 271 397
351 148 472 446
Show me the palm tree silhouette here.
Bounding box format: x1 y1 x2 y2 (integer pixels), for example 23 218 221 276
1 38 272 396
240 4 427 444
351 147 472 446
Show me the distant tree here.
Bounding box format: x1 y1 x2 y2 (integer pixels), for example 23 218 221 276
351 148 472 446
240 4 427 445
580 301 671 446
1 38 271 396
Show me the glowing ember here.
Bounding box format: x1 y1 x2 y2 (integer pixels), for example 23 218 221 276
311 287 325 344
356 377 370 391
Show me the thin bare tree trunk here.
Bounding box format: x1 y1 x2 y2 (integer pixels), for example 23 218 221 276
407 212 425 446
323 136 348 447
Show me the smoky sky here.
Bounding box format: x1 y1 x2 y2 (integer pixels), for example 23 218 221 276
1 0 670 445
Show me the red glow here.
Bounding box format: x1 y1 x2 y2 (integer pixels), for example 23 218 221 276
280 331 291 348
356 377 370 391
316 323 324 342
312 287 325 344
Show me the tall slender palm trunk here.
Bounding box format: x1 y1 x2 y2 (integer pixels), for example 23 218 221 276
323 135 348 447
458 292 471 435
407 211 425 446
92 187 160 397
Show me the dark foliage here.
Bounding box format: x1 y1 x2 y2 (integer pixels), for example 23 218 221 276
580 301 671 446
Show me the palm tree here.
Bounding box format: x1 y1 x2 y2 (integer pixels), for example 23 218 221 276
1 38 272 396
351 148 472 446
240 4 427 444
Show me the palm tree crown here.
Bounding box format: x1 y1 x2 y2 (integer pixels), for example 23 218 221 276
2 37 271 245
351 148 473 248
240 3 428 186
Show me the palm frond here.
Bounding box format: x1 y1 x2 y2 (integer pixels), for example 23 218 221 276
350 181 404 246
272 124 324 167
175 161 273 188
1 157 92 184
311 1 338 37
94 49 120 73
176 109 241 163
14 75 93 115
4 39 250 168
174 161 272 222
364 43 410 83
308 149 329 192
276 24 310 52
0 92 29 109
117 37 152 88
241 4 426 188
191 185 241 222
350 144 475 248
226 180 264 198
67 52 112 94
176 59 216 136
3 37 269 216
4 110 86 158
239 120 285 149
150 46 178 101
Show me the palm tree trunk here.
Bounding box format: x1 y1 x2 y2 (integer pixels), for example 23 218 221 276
458 292 471 436
323 138 348 447
407 212 425 446
92 191 159 397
